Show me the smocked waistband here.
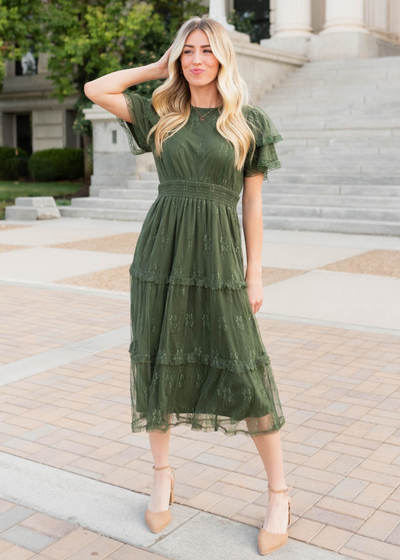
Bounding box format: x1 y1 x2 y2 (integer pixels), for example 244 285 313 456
158 180 240 209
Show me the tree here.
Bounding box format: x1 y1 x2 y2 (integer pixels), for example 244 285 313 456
0 0 43 86
1 0 207 181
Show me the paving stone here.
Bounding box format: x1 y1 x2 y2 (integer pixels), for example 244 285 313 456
327 478 369 501
385 522 400 546
316 497 374 521
357 510 400 541
0 507 36 533
64 535 122 560
20 513 75 539
36 527 99 559
288 517 325 542
107 546 169 560
303 507 363 532
353 483 395 508
0 525 56 553
0 544 36 559
311 526 353 551
344 534 400 560
1 243 400 558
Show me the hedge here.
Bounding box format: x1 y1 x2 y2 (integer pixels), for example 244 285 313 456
0 147 29 180
28 148 84 182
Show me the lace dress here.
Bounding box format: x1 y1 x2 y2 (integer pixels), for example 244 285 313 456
117 88 286 436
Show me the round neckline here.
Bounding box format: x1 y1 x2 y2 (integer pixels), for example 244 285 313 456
190 105 220 110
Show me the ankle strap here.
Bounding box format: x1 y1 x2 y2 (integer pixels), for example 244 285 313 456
268 483 293 493
153 465 171 470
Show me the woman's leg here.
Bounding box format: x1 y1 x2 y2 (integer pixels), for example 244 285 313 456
147 415 173 513
247 422 289 533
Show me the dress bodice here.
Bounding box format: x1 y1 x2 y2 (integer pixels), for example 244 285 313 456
117 90 283 197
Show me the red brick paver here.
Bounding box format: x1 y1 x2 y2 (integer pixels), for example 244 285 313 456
0 283 399 557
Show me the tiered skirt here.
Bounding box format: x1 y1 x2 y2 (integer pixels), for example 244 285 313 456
128 180 286 437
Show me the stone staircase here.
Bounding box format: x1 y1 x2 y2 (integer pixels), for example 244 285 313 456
59 55 400 235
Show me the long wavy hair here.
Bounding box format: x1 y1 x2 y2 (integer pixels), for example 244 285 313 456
147 15 259 171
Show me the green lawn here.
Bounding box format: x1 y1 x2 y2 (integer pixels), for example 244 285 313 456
0 180 87 220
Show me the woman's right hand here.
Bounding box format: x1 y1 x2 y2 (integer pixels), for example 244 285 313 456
155 45 173 79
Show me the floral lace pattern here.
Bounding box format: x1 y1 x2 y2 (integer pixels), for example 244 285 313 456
116 89 286 437
129 359 286 436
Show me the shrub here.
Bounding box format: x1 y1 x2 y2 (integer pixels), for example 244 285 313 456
0 147 29 180
28 148 84 182
3 157 30 180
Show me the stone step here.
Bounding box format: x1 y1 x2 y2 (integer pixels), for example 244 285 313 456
98 188 157 200
70 56 400 236
283 146 399 155
126 179 160 189
5 196 61 220
283 71 400 82
291 68 400 80
6 206 61 220
59 206 148 221
71 197 153 211
278 162 399 172
72 191 400 214
282 79 400 90
92 192 400 210
139 172 159 181
279 154 397 163
288 146 381 155
292 56 400 70
261 194 400 208
262 105 400 118
257 216 400 236
268 173 400 185
237 204 400 222
273 116 400 129
58 206 400 235
90 175 131 187
90 180 159 198
265 184 400 197
278 137 400 147
264 92 400 104
272 165 400 175
267 84 394 97
97 184 400 200
274 129 398 139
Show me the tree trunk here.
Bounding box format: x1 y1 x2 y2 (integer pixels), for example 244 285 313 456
83 134 92 184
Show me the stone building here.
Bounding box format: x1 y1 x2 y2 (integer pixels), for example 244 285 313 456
3 1 400 234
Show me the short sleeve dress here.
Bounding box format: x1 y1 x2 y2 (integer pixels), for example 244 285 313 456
117 88 286 437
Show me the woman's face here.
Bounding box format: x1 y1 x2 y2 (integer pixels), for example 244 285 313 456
180 29 220 85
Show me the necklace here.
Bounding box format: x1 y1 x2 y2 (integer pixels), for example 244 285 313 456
191 105 219 121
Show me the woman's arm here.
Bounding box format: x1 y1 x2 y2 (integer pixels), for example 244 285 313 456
242 173 265 314
84 46 172 122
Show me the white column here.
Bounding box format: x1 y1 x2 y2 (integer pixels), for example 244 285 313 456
321 0 369 34
209 0 235 32
366 0 390 40
389 0 400 42
274 0 313 37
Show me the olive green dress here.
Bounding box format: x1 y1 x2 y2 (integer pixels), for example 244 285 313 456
117 88 286 437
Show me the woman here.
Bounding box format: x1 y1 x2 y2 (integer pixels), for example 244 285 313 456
84 15 291 556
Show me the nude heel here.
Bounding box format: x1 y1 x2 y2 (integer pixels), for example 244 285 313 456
145 465 175 533
257 484 292 556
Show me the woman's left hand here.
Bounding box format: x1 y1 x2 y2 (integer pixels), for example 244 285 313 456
245 275 263 314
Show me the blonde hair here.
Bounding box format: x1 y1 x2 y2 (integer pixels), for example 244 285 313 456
146 15 258 172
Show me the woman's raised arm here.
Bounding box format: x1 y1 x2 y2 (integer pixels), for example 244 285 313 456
84 46 172 122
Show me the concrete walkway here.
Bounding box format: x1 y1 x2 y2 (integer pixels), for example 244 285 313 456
0 216 399 559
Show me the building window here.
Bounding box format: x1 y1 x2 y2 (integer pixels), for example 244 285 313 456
16 114 32 155
16 46 38 76
234 0 270 43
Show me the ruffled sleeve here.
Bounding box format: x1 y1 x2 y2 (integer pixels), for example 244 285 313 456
116 89 159 155
243 105 283 180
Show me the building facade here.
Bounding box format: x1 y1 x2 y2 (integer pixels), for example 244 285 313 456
0 0 399 156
